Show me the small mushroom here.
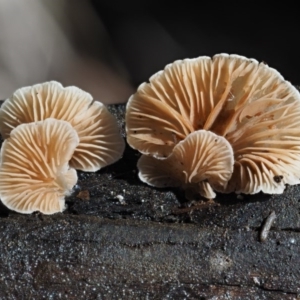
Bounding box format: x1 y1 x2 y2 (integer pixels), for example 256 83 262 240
0 118 79 214
138 130 234 199
0 81 125 172
126 54 300 196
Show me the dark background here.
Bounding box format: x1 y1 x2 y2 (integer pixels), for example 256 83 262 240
92 1 300 87
0 1 298 103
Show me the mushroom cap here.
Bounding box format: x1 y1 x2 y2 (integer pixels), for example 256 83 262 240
0 81 125 172
70 100 125 172
138 130 234 199
126 53 300 195
0 118 79 214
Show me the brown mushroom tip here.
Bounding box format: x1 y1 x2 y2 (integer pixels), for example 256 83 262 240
138 130 234 199
126 53 300 196
0 81 125 172
0 118 79 214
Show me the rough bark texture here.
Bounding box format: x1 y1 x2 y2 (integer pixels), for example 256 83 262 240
0 104 300 299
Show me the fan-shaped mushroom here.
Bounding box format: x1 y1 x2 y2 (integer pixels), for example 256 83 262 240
0 118 79 214
126 54 300 197
0 81 125 172
138 130 234 199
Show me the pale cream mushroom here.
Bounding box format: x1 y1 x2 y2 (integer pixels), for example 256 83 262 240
138 130 234 199
0 81 125 172
126 54 300 196
0 118 79 214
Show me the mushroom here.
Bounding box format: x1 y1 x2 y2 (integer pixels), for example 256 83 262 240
126 53 300 197
138 130 234 199
0 118 79 214
0 81 125 172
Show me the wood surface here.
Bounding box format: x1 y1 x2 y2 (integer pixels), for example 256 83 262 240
0 104 299 299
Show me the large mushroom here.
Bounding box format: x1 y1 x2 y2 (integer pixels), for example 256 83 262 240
0 118 79 214
126 54 300 197
0 81 125 172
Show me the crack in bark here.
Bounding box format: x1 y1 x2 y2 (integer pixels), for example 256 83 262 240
208 282 298 296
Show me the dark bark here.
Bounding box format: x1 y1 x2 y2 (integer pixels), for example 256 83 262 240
0 104 300 299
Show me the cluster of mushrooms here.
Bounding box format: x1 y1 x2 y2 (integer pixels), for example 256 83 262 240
0 81 125 214
126 54 300 199
1 54 300 214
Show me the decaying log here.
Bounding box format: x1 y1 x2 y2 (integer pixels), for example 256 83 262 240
0 104 300 299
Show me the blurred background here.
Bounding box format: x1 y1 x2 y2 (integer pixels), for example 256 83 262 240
0 0 299 104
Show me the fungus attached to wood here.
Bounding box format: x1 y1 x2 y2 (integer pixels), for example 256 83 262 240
138 130 234 199
0 81 125 172
0 118 79 214
126 53 300 198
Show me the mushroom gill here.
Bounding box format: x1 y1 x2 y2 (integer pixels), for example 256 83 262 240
0 118 79 214
138 130 234 199
0 81 125 172
126 53 300 196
